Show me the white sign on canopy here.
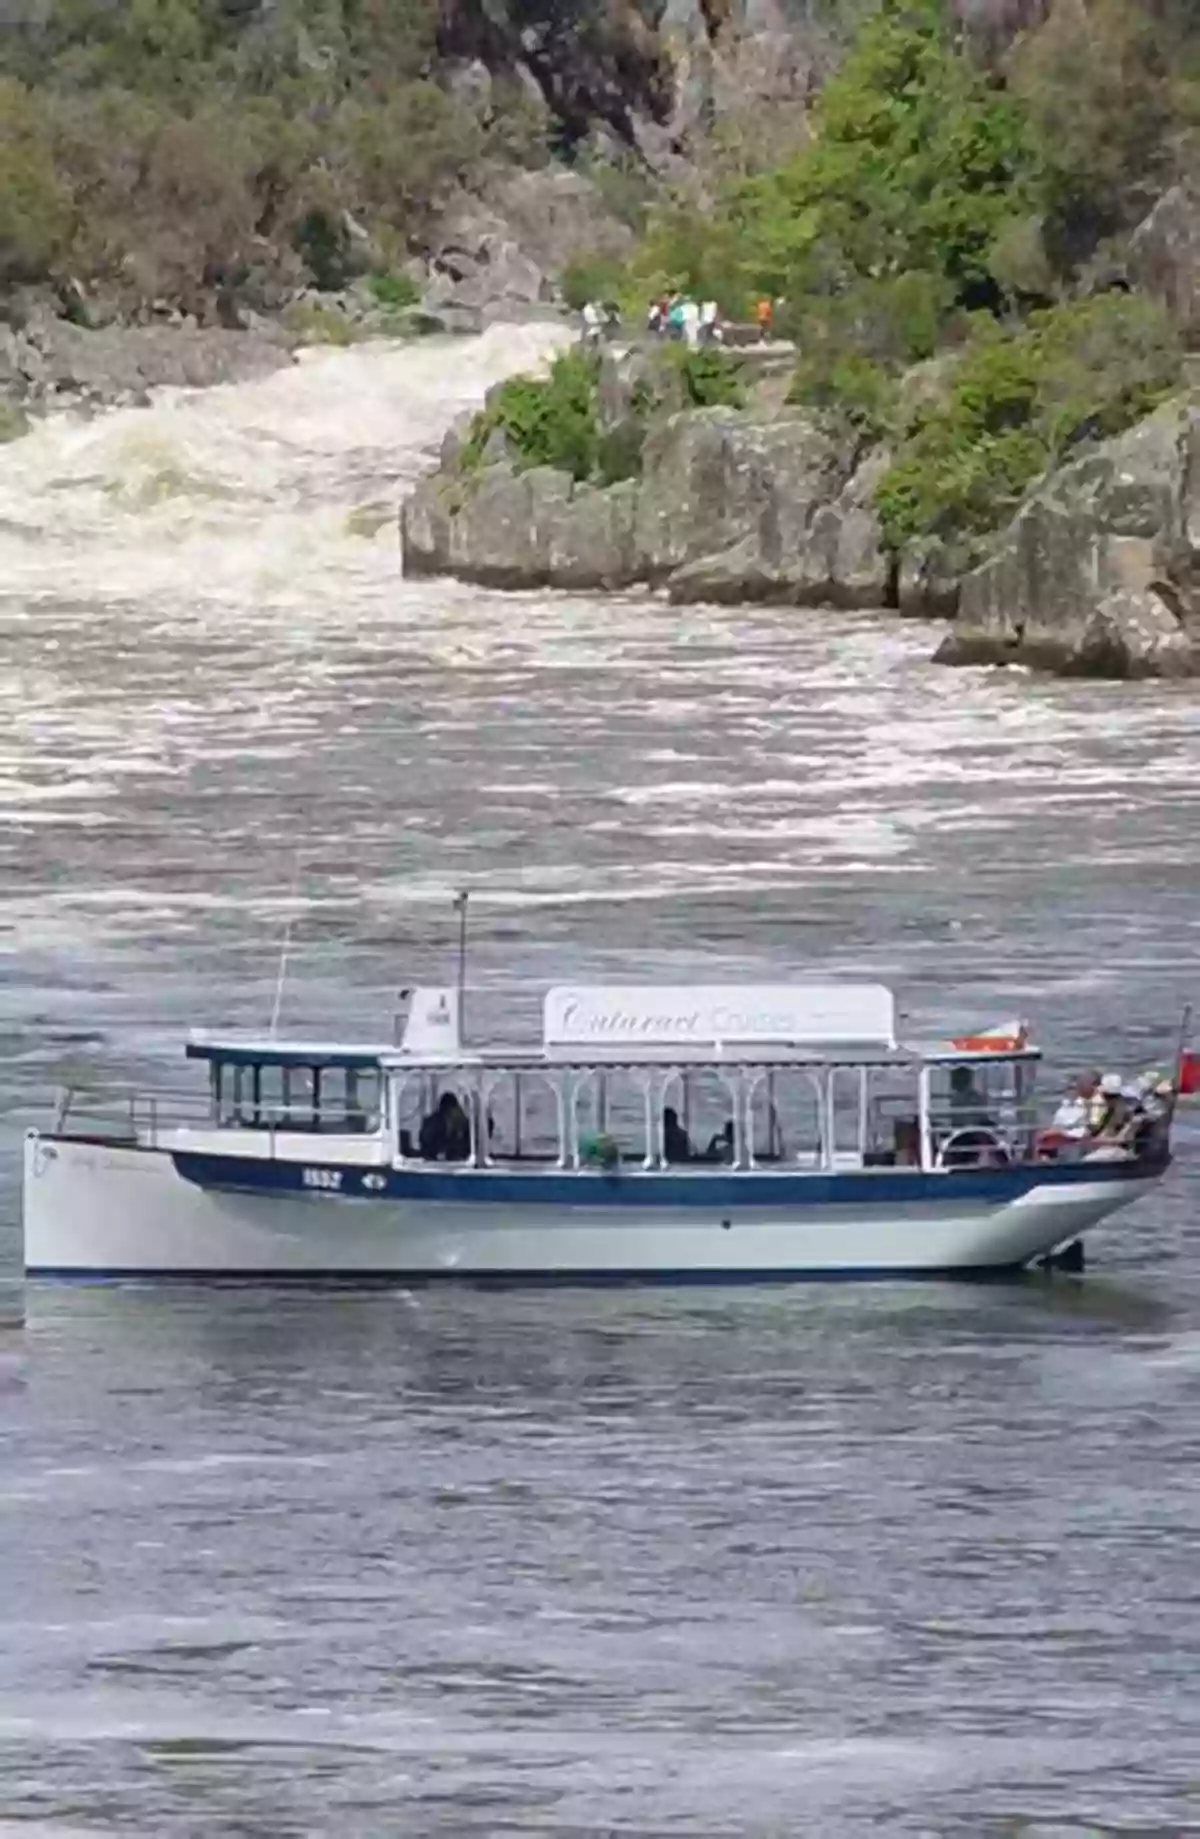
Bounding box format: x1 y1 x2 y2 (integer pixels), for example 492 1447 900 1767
543 984 896 1052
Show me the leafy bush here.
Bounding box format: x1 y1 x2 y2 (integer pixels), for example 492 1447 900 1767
464 351 602 482
596 420 646 485
366 270 419 310
875 294 1183 557
0 399 30 442
559 254 625 313
790 348 897 445
0 0 527 312
282 299 356 347
0 79 74 283
668 345 746 410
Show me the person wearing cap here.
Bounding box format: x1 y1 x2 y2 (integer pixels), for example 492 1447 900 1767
1092 1072 1133 1142
1053 1070 1101 1139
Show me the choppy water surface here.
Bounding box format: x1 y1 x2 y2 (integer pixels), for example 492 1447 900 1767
0 328 1198 1834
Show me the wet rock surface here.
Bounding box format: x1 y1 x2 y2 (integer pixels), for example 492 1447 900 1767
0 308 294 414
402 388 892 609
942 397 1200 679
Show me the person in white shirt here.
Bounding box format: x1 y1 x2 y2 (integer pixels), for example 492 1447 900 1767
1052 1069 1101 1138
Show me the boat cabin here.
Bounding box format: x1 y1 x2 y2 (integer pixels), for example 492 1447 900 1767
179 984 1040 1175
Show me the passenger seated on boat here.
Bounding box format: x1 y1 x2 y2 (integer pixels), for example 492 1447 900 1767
418 1091 470 1162
663 1107 693 1164
1092 1074 1137 1145
947 1065 992 1128
893 1117 920 1167
703 1121 734 1164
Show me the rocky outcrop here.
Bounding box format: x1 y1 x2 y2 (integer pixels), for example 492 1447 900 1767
1127 186 1200 341
418 169 633 329
644 412 891 607
940 397 1200 678
0 308 292 415
402 399 892 607
404 462 641 590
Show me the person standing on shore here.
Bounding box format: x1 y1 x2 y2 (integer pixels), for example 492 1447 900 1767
756 296 773 342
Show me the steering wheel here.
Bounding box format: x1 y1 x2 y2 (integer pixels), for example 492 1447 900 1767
935 1126 1011 1171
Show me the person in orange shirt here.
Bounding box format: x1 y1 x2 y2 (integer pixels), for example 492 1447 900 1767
756 296 773 341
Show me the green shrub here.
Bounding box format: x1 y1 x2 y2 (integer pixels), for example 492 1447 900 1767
596 420 645 485
790 349 897 444
559 253 625 313
282 298 356 347
0 78 74 282
669 345 746 410
366 270 419 310
0 399 30 443
464 350 601 482
875 294 1184 557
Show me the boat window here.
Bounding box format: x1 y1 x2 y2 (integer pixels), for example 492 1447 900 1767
483 1072 563 1164
256 1062 285 1128
314 1065 380 1133
393 1072 427 1158
408 1075 475 1163
863 1068 922 1167
573 1069 650 1167
928 1060 1012 1136
658 1069 739 1165
829 1066 866 1168
215 1062 239 1125
746 1068 824 1167
345 1068 381 1133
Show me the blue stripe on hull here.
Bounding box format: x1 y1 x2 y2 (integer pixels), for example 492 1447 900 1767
165 1149 1155 1208
25 1264 1038 1287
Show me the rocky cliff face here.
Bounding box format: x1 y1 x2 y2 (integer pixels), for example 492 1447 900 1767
941 397 1200 678
402 375 893 606
437 0 851 162
403 356 1200 681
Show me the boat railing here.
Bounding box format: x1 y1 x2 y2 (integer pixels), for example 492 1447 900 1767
52 1084 384 1151
921 1095 1166 1168
53 1083 215 1147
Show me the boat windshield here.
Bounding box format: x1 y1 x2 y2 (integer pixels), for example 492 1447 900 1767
212 1058 381 1133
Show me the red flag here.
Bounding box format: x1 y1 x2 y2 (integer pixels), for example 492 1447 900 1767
1177 1050 1200 1097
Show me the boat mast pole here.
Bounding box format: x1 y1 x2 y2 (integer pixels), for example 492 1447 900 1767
269 851 303 1038
454 889 469 1044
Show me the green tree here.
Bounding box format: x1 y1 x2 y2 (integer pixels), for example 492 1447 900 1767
0 79 74 283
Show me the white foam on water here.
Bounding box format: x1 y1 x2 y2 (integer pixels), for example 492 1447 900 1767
0 316 1198 975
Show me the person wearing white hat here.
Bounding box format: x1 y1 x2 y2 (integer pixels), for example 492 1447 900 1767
1093 1072 1134 1143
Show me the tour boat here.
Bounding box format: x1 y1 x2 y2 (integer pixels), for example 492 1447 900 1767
21 976 1180 1283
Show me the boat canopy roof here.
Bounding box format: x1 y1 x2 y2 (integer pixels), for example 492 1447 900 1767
185 982 1039 1072
185 1037 393 1070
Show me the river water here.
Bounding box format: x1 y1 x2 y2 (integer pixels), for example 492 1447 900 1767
0 328 1198 1834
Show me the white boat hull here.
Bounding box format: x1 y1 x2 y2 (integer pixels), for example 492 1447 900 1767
22 1134 1158 1280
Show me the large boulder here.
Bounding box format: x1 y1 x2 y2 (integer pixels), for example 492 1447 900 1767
941 396 1200 678
1128 186 1200 340
401 394 894 606
401 462 640 590
422 197 555 325
641 411 890 606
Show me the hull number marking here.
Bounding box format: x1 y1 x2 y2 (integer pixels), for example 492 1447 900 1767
302 1167 343 1191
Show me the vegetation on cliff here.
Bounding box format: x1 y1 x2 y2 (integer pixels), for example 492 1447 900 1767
0 0 549 319
583 0 1196 560
462 345 746 485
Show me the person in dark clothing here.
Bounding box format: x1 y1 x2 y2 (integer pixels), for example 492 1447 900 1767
419 1091 470 1161
947 1064 992 1128
663 1106 693 1164
704 1120 734 1163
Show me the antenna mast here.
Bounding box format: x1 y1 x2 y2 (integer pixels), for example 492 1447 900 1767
454 889 469 1043
269 854 303 1039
